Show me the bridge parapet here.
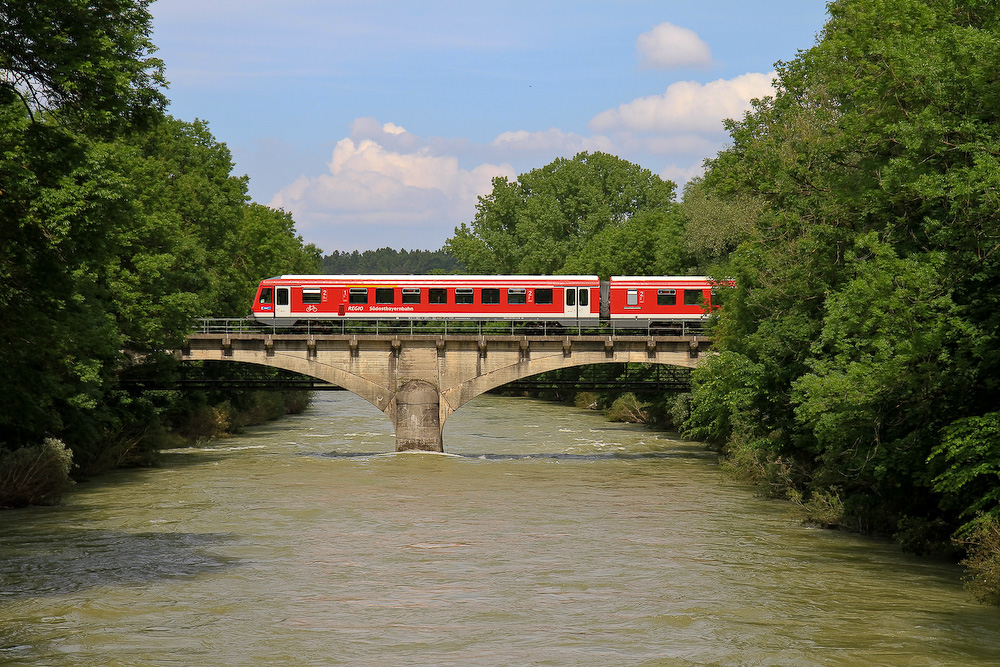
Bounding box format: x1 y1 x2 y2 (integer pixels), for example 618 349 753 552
191 317 707 338
178 324 711 452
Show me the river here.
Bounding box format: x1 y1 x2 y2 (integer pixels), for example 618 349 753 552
1 392 997 666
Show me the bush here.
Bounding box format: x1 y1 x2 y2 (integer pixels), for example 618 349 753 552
172 402 232 442
605 393 650 423
959 518 1000 605
170 391 313 441
788 487 845 529
228 391 311 430
0 439 74 508
720 431 798 497
669 393 691 431
284 391 312 415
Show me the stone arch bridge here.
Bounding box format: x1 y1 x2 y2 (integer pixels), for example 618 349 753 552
177 321 710 452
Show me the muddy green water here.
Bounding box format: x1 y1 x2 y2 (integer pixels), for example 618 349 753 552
1 393 998 666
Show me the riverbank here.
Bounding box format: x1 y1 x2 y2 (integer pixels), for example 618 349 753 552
514 385 1000 607
0 389 312 510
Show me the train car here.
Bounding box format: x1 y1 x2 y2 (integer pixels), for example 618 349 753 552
250 274 724 328
607 276 719 327
251 274 602 327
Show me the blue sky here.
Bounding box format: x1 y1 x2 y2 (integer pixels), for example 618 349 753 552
150 0 830 254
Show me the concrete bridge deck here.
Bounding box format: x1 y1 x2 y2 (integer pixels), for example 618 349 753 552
178 325 710 452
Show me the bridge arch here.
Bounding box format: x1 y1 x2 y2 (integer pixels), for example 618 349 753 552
177 331 708 452
444 354 690 410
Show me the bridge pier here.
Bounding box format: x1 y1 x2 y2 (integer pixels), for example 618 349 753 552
176 330 708 453
390 380 443 452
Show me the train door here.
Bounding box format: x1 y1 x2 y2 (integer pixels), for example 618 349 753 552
275 286 291 319
564 286 592 320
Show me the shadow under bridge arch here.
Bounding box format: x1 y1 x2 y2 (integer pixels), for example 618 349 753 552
485 361 693 396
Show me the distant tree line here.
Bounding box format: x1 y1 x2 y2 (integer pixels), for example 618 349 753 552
321 248 463 274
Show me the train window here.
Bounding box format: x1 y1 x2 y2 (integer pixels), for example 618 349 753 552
579 289 589 307
429 288 447 304
657 289 676 306
259 288 273 304
302 288 321 304
536 288 553 305
482 288 500 305
276 288 289 306
566 289 576 307
508 288 527 305
684 290 704 306
375 287 394 304
626 289 639 306
455 288 474 305
402 288 421 304
349 288 368 304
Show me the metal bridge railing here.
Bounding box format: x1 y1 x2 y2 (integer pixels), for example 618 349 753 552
191 317 707 338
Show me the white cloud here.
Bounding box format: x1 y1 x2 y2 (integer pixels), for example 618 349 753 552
660 162 706 187
382 121 407 135
589 71 776 135
491 128 615 154
265 71 776 252
636 22 712 70
349 117 424 152
269 126 515 252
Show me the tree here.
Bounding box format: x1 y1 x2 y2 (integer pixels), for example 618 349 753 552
320 247 462 274
679 178 764 265
0 4 320 491
0 0 166 134
1 0 168 458
446 152 686 276
0 99 134 448
225 203 322 312
110 116 317 343
684 0 1000 563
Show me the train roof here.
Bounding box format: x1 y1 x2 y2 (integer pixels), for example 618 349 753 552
610 275 712 282
267 275 718 281
268 274 601 282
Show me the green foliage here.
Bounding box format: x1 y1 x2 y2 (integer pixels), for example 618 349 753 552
0 94 130 446
686 351 768 446
225 203 321 309
321 247 462 274
164 387 313 442
0 0 166 134
563 209 689 277
683 0 1000 565
115 117 321 328
930 412 1000 530
0 2 319 503
680 178 764 264
667 393 691 432
793 235 980 497
446 152 690 276
574 392 600 410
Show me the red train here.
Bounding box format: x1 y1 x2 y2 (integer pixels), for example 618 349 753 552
251 275 722 328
